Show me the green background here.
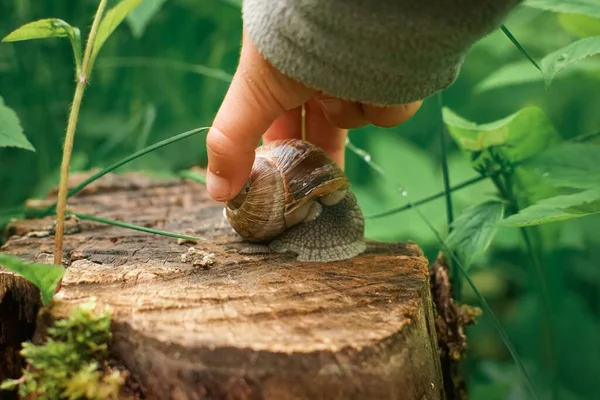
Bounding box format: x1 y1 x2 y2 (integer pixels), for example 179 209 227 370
1 1 599 399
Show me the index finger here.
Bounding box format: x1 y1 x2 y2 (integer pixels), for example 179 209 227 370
206 32 314 201
206 71 281 201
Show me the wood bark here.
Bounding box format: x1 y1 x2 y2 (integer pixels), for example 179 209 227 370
1 172 443 400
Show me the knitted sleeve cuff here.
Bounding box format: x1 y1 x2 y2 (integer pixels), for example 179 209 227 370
242 0 522 105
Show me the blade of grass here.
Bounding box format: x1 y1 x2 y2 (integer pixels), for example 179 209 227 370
178 169 206 184
367 175 488 219
43 126 209 216
501 25 542 71
95 57 233 82
346 138 541 400
72 212 202 242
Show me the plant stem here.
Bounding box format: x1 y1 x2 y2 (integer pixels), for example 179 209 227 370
504 170 557 400
301 103 307 141
437 93 460 298
492 162 556 399
437 95 455 229
54 83 85 266
54 0 108 267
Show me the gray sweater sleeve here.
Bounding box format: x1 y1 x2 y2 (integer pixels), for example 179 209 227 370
242 0 523 105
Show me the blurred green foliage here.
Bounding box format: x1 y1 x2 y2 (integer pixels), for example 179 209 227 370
1 1 600 399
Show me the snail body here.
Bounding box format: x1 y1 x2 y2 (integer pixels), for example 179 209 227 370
224 139 366 262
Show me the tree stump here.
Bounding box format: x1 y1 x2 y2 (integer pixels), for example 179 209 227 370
1 172 443 400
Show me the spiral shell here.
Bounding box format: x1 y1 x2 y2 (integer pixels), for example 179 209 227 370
224 139 350 243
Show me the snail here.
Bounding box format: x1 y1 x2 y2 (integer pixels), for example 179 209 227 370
224 139 366 262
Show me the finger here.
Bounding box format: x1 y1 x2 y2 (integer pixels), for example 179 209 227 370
262 106 302 143
361 100 423 127
264 101 347 167
206 31 314 201
304 99 348 168
314 95 369 129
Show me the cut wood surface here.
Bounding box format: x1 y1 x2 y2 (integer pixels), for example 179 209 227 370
1 172 443 400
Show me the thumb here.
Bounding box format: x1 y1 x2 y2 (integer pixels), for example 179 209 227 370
206 31 315 201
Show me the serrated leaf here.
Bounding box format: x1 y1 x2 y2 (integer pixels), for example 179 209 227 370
541 36 600 87
446 201 505 270
525 0 600 20
524 142 600 190
474 58 600 93
499 189 600 227
0 96 35 151
0 253 65 305
443 106 561 163
90 0 144 66
126 0 168 39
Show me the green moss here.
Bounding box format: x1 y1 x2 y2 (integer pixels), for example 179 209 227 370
0 299 125 400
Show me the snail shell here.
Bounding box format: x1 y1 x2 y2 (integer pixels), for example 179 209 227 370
224 139 366 262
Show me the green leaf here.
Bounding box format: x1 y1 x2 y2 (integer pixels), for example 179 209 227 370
474 58 600 93
558 13 600 38
499 189 600 227
90 0 144 66
1 18 82 74
442 108 514 151
0 96 35 151
126 0 168 38
0 253 65 305
541 36 600 87
446 201 505 270
524 0 600 20
524 142 600 190
2 18 79 42
443 106 561 163
474 61 545 93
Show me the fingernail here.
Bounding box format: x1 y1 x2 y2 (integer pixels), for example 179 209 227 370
206 170 231 201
